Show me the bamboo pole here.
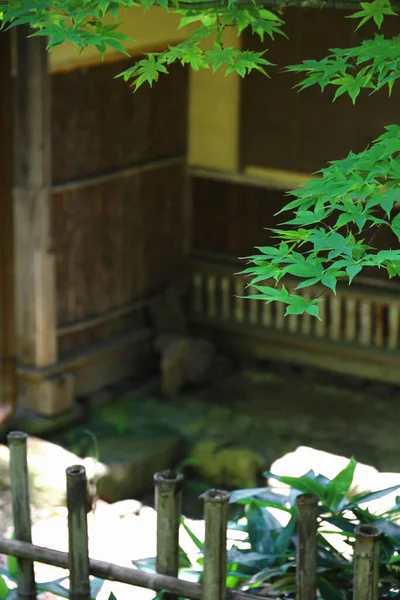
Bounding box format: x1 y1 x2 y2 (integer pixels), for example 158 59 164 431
66 465 90 600
154 470 183 600
203 489 229 600
7 431 36 600
0 538 269 600
296 493 318 600
353 525 381 600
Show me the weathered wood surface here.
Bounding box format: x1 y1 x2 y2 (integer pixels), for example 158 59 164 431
190 176 400 283
0 32 16 412
51 60 187 183
50 57 189 360
13 30 57 368
53 164 186 328
240 9 400 174
189 254 400 384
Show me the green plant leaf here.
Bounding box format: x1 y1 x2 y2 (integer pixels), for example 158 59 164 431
6 556 17 581
181 518 204 551
318 575 347 600
265 472 326 500
0 576 9 600
324 457 357 511
346 484 400 509
37 581 69 598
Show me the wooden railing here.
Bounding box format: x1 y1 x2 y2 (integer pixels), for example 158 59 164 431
189 254 400 353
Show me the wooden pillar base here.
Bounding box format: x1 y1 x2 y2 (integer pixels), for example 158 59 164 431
18 372 75 417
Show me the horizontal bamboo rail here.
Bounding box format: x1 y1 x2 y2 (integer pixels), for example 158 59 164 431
0 533 268 600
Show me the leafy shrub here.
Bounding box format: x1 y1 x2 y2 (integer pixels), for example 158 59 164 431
137 457 400 599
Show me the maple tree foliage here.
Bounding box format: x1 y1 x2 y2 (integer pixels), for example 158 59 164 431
1 0 399 317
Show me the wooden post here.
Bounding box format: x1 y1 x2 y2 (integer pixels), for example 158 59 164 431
8 432 36 600
154 470 183 600
297 493 318 600
12 30 72 415
203 489 229 600
353 525 381 600
67 465 91 600
0 32 16 419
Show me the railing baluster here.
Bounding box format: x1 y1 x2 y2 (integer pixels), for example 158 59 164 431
203 490 229 600
234 278 245 323
301 290 312 336
8 432 36 600
67 465 90 600
315 299 326 338
262 302 272 327
276 301 285 330
330 296 341 341
206 275 217 319
193 273 204 315
374 304 384 348
288 313 298 333
154 470 183 600
249 286 259 325
359 300 372 346
221 277 231 320
344 297 357 343
388 304 399 350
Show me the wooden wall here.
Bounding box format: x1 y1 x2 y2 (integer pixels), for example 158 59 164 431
240 9 400 173
50 58 188 357
192 177 285 256
191 9 400 284
191 175 400 282
0 32 16 408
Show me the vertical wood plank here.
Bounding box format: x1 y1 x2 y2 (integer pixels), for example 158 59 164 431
315 300 326 338
0 32 16 416
249 286 259 325
286 284 298 333
329 296 341 342
234 278 245 323
276 301 285 330
374 304 384 348
193 273 204 314
13 30 57 367
344 297 357 343
301 291 312 336
359 300 372 346
262 302 272 328
221 277 231 320
388 304 399 350
206 275 217 319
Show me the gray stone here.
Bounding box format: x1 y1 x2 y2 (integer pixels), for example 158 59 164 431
96 435 184 502
270 446 378 497
0 437 100 511
155 335 215 398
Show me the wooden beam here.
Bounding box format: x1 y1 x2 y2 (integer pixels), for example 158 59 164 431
11 29 66 416
12 29 57 369
191 317 400 386
0 32 17 416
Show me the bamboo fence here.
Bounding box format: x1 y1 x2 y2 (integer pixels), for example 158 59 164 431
0 431 382 600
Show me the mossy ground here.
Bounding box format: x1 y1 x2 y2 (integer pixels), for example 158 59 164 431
50 362 400 517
